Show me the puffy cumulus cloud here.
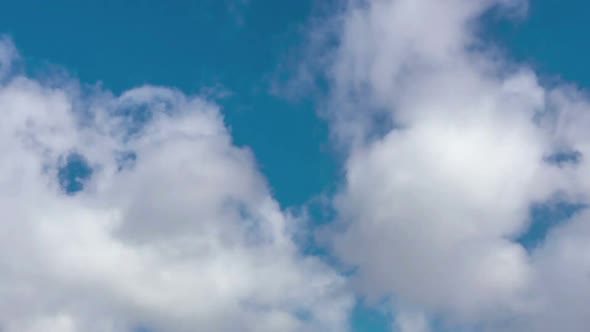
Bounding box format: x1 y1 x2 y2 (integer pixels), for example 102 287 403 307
0 38 352 332
309 0 590 331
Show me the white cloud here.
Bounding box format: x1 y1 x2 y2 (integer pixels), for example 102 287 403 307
394 311 430 332
0 38 352 332
311 0 590 330
0 36 17 79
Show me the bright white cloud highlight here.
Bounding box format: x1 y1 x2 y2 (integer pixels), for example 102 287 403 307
0 38 351 332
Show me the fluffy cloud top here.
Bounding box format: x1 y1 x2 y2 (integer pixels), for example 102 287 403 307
313 0 590 331
0 38 351 332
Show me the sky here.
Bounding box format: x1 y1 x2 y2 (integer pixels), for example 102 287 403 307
1 0 590 331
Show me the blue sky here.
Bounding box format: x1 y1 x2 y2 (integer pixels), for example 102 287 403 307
2 1 590 331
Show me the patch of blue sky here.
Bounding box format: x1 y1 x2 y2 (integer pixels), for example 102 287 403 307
519 201 585 252
351 299 391 332
58 152 93 194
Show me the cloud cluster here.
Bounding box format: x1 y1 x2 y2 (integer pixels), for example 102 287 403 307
0 38 351 332
315 0 590 331
4 1 590 331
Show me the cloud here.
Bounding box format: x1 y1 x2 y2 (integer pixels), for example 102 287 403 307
0 36 17 79
305 0 590 330
0 38 352 332
396 312 430 332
